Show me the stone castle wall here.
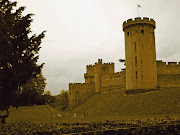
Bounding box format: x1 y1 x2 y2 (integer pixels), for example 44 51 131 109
157 60 180 88
84 65 95 83
69 83 95 108
69 59 123 108
101 71 126 92
68 17 180 109
69 60 180 108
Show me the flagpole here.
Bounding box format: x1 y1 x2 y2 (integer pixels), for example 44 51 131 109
137 4 141 17
137 4 139 17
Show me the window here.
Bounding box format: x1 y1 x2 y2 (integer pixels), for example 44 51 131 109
141 30 144 34
134 42 136 51
135 56 137 66
127 32 129 36
136 71 138 79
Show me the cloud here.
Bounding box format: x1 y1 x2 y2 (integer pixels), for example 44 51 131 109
156 40 180 61
16 0 180 95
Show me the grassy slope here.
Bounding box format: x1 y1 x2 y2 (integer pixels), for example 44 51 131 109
6 105 60 123
71 88 180 117
4 88 179 123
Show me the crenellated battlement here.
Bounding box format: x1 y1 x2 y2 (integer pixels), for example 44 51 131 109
86 65 95 71
69 83 84 85
69 17 180 109
123 17 156 31
87 59 114 67
103 62 114 66
69 83 81 86
86 59 114 76
98 59 102 64
157 60 180 75
69 82 95 86
86 64 94 68
167 62 180 66
86 64 95 75
157 60 180 67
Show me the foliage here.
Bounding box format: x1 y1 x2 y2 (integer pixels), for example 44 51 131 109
42 91 56 104
0 0 45 108
0 0 45 123
17 72 46 105
118 59 125 62
53 90 69 110
21 72 46 95
44 90 52 96
58 90 69 106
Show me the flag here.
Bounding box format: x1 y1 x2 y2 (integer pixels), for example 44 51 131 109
138 4 141 8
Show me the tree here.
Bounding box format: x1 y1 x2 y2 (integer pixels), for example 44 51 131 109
60 90 69 106
44 91 52 96
43 91 56 104
22 72 46 95
119 59 126 70
18 72 46 105
0 0 45 123
55 90 69 110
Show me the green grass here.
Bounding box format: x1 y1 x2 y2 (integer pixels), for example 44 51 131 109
6 105 60 123
4 88 180 123
70 88 180 118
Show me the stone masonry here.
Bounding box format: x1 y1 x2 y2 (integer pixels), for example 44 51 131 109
68 17 180 109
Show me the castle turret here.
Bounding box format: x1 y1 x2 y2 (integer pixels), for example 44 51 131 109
84 65 95 83
94 59 102 93
109 62 114 74
123 17 157 90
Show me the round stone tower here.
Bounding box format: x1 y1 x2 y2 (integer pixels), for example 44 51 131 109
123 17 157 90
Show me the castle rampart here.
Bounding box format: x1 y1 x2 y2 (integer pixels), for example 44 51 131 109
69 59 180 109
69 59 117 108
68 17 180 109
101 71 126 92
157 60 180 88
123 17 156 31
157 60 180 74
69 82 95 108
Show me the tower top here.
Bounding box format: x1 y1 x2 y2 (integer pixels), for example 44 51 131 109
123 17 156 31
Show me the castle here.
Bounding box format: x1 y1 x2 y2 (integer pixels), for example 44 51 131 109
68 17 180 108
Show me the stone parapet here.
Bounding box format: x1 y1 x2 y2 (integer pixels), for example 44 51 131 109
157 60 180 75
123 17 156 31
157 60 180 67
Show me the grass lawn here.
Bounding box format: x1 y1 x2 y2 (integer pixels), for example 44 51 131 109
4 88 180 123
5 104 179 123
70 88 180 117
6 105 60 123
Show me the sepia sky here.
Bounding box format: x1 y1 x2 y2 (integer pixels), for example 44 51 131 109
16 0 180 95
